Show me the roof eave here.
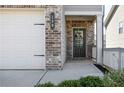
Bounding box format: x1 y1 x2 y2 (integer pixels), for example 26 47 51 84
105 5 119 28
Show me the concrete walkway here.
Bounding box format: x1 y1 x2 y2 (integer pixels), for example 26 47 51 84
0 70 46 87
0 60 103 87
40 60 103 85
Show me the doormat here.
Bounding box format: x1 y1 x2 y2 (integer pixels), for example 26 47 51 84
94 64 109 74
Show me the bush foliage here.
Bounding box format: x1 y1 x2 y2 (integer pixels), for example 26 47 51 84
103 70 124 87
79 76 104 87
35 82 55 87
58 80 81 87
35 69 124 87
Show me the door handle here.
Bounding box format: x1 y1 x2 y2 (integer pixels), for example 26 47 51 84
34 23 44 25
34 55 45 56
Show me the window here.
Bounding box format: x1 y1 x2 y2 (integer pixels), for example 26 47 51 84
119 21 124 34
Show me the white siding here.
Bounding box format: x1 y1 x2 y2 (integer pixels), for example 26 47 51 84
106 6 124 48
104 50 119 70
103 48 124 70
121 52 124 69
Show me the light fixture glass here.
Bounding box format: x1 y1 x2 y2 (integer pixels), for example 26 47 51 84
50 12 55 30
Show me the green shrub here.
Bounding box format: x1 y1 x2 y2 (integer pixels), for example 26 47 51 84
103 70 124 87
79 76 104 87
35 82 55 87
34 69 124 87
58 80 81 87
103 74 118 87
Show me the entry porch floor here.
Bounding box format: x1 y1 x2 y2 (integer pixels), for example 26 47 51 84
0 60 103 87
40 59 103 85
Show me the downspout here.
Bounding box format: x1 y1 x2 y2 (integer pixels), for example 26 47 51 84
102 5 105 64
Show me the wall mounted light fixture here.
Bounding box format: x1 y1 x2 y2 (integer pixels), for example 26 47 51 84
50 12 55 30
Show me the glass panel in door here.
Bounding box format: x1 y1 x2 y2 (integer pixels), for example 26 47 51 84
73 28 85 58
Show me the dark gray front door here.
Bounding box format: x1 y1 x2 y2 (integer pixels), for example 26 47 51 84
73 28 86 58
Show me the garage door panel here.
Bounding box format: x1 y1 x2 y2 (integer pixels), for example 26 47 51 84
1 55 45 69
0 10 45 69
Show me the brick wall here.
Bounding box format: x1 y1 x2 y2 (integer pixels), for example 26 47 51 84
0 5 44 8
45 5 63 69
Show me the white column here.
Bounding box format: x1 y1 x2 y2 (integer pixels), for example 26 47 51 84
96 14 103 64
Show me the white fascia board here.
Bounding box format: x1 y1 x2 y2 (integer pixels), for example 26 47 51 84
105 5 119 28
64 11 103 16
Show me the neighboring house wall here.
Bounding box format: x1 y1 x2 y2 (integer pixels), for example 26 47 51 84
103 48 124 70
104 49 119 70
106 6 124 48
66 16 95 59
104 6 124 70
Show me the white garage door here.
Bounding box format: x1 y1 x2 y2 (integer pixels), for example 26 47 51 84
0 9 45 69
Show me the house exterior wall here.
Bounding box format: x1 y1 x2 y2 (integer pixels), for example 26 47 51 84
66 16 95 59
0 5 103 69
45 5 63 69
106 6 124 48
0 8 46 69
0 5 65 70
0 5 45 8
